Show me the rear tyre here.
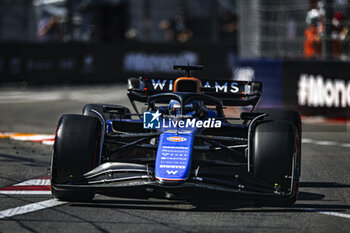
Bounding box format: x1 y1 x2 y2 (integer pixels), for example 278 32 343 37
51 114 100 201
251 119 298 206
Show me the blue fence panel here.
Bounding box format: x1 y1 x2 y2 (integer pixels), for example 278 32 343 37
235 59 283 108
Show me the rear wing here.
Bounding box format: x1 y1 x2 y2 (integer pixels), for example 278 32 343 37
127 77 262 107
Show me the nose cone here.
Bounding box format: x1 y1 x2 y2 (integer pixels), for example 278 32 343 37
155 131 195 181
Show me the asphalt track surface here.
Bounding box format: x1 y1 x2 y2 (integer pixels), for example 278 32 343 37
0 85 349 233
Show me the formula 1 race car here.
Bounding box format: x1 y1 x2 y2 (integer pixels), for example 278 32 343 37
51 65 301 206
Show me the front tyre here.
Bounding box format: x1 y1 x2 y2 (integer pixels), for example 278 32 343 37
51 114 100 201
254 108 302 179
251 119 299 206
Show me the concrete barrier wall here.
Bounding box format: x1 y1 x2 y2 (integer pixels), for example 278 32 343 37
0 42 236 83
1 43 349 118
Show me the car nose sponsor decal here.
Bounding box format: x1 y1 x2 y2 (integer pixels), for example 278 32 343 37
166 170 178 175
166 136 187 142
155 132 194 181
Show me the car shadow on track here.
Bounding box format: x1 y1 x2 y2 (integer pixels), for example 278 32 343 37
68 191 350 213
299 181 350 188
68 181 350 213
298 191 325 201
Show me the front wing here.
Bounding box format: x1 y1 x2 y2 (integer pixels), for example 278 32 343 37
52 162 295 201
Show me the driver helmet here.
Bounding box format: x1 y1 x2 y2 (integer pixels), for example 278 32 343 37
168 100 199 116
169 100 181 116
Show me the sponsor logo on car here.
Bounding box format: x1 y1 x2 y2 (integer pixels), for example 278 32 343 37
166 170 178 175
148 78 242 93
166 136 187 142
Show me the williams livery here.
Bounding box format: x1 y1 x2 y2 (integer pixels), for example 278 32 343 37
51 65 301 205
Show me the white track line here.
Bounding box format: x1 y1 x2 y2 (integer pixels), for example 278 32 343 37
300 208 350 219
0 191 51 195
313 141 338 146
14 179 51 186
302 138 350 148
42 140 55 145
0 199 66 219
0 177 51 195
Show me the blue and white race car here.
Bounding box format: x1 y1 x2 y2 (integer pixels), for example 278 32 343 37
51 65 301 205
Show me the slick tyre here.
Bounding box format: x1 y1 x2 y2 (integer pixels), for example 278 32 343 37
251 119 298 206
255 108 302 179
51 114 100 201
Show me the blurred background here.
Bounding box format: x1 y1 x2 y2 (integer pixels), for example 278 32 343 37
0 0 349 118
